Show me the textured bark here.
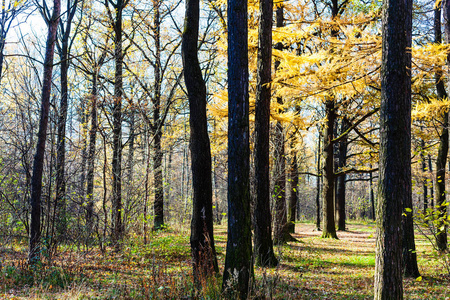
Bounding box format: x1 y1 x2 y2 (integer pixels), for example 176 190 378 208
374 0 412 295
253 0 278 267
435 0 449 253
223 0 253 297
402 0 420 277
29 0 61 264
86 76 98 231
110 0 125 250
273 3 294 244
335 119 348 231
182 0 219 283
321 0 339 239
322 100 337 239
152 0 164 230
428 155 435 208
55 0 78 242
123 110 135 229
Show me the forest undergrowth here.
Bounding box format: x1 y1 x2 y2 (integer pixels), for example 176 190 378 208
0 222 448 299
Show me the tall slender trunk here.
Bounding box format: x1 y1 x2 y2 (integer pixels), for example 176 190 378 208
182 0 219 281
253 0 277 267
322 99 337 238
316 132 321 230
55 0 77 243
428 155 435 208
434 0 449 253
29 0 61 264
374 0 412 294
86 71 99 233
273 3 292 244
152 0 164 230
223 0 252 296
123 109 135 230
288 151 298 234
335 118 348 231
111 0 124 249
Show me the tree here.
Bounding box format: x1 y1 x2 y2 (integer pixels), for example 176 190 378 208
402 0 419 277
321 98 337 238
223 0 252 296
287 141 299 234
434 0 449 253
28 0 61 264
54 0 79 245
182 0 219 283
335 118 349 231
253 0 278 267
104 0 129 249
374 0 412 297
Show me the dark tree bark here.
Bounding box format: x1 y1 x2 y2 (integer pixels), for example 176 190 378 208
105 0 127 249
321 0 340 239
86 52 106 232
253 0 278 267
55 0 78 243
335 118 348 231
428 154 435 208
86 74 98 231
374 0 412 295
152 0 164 230
402 0 419 277
316 131 321 230
288 151 299 234
322 99 337 238
273 3 294 244
434 0 449 253
29 0 61 264
182 0 219 283
223 0 252 296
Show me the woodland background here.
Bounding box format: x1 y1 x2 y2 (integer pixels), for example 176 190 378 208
0 0 449 298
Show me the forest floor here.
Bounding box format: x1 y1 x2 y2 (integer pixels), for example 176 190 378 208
0 221 449 299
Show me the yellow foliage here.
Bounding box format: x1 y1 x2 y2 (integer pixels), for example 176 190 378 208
413 98 450 121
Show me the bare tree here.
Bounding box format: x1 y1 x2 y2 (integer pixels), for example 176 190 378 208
29 0 61 264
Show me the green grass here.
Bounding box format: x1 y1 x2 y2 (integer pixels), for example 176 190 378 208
0 222 448 299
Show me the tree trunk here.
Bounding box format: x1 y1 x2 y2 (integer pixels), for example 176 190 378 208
316 132 321 230
111 0 124 250
29 0 61 264
374 0 412 295
434 0 449 253
152 0 164 230
182 0 219 283
428 155 435 208
322 100 337 239
420 140 428 212
288 152 298 234
55 0 77 244
123 109 135 230
86 70 100 234
223 0 252 297
335 118 348 231
253 0 277 267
